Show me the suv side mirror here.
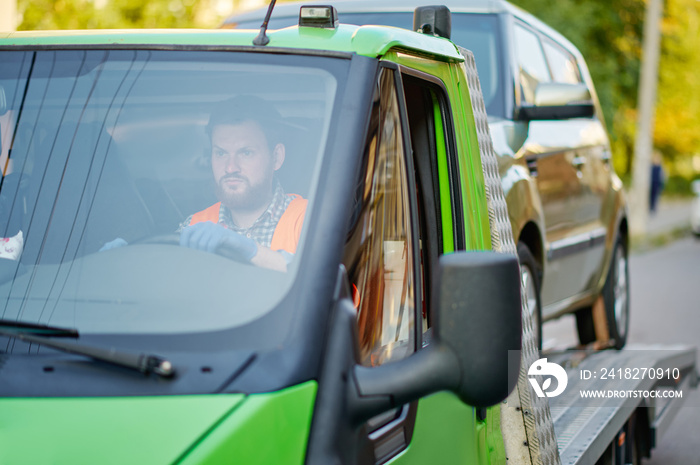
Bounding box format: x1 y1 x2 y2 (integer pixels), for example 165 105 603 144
351 251 522 420
518 82 595 121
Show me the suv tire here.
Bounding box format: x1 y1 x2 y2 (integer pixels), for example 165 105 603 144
575 236 629 349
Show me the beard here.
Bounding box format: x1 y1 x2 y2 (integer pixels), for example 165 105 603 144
215 174 274 212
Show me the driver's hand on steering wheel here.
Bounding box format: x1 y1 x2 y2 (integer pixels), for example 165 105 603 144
179 221 258 262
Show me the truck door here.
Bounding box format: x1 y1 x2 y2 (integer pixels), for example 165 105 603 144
340 64 488 464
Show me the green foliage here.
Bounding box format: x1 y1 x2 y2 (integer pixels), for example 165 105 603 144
664 175 696 196
17 0 228 30
655 0 700 163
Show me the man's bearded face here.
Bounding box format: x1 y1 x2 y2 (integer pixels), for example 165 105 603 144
211 121 283 211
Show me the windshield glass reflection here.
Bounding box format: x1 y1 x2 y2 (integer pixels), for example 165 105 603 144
0 50 345 335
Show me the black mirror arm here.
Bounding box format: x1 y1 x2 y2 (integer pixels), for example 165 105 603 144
349 343 460 424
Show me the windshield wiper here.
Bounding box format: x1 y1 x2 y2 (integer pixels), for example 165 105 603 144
0 326 175 378
0 319 79 337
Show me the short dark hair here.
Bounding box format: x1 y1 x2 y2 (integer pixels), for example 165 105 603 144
206 95 283 150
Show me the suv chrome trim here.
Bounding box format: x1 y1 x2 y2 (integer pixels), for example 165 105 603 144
547 227 606 261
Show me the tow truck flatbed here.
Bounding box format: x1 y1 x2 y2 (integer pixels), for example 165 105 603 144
546 346 697 464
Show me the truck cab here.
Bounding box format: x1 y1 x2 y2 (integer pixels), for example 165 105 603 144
0 11 523 464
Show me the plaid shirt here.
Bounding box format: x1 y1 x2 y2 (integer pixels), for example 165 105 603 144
180 180 292 248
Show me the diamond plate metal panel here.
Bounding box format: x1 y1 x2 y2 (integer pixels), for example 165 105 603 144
458 47 561 465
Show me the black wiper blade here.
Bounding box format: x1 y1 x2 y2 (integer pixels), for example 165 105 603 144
0 319 79 338
0 328 175 378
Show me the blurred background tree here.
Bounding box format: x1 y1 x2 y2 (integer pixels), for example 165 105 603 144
17 0 236 29
512 0 700 194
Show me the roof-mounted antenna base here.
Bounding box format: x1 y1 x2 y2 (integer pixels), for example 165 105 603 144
253 0 278 46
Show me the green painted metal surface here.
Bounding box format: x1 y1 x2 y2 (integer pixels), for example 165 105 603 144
178 381 317 465
387 393 481 464
0 26 463 62
484 405 508 464
0 393 246 464
432 92 455 253
0 382 316 464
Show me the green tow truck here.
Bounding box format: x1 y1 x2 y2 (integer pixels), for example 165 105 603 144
0 5 695 465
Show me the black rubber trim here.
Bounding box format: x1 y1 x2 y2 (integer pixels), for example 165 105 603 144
0 44 354 59
390 63 423 351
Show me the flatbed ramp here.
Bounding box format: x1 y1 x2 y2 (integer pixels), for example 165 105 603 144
547 345 697 465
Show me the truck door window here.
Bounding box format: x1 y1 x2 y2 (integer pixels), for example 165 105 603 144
513 23 552 104
401 72 458 335
343 68 418 367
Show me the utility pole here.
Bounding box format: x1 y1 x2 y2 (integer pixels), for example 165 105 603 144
0 0 17 31
630 0 663 237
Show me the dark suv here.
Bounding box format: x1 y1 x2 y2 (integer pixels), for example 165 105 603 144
223 0 629 350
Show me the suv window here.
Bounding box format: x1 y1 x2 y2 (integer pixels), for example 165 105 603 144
513 23 551 104
542 40 582 84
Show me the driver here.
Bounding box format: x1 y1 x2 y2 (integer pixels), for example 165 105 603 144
178 95 307 271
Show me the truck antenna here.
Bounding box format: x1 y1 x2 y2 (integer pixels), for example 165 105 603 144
253 0 277 46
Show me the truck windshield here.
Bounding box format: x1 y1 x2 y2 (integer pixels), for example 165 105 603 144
0 49 345 336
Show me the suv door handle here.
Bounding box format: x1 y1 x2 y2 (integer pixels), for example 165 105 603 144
572 156 586 169
526 157 538 177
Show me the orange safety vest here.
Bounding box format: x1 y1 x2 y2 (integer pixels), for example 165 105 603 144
188 195 307 254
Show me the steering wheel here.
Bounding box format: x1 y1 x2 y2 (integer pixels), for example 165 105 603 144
132 233 181 246
132 232 251 264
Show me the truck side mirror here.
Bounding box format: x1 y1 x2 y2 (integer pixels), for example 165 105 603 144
413 5 451 39
435 251 522 406
352 251 522 420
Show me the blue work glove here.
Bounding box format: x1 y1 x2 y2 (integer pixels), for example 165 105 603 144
99 237 128 252
179 221 258 262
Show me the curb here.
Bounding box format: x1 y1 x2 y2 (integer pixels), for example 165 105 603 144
630 225 693 254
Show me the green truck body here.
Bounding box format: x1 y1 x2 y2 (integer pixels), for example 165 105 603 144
0 19 520 464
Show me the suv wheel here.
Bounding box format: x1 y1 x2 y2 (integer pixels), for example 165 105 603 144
604 237 629 349
575 236 629 348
